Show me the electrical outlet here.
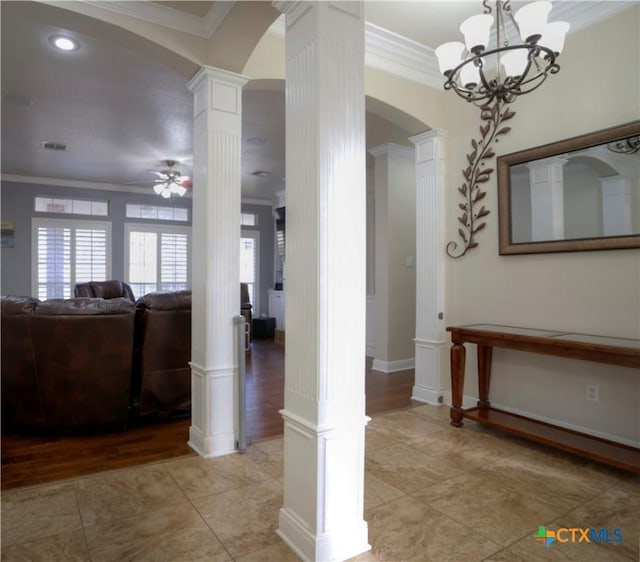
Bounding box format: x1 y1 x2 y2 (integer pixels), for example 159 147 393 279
586 384 600 402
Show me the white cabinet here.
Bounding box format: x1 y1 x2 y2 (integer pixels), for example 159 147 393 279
268 289 285 330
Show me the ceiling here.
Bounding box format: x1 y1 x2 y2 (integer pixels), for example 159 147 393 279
1 1 633 203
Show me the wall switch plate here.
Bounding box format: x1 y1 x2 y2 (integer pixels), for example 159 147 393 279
586 384 600 402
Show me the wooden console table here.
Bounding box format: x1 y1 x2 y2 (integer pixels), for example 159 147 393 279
447 324 640 473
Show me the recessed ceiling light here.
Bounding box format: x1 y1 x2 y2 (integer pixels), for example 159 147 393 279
48 34 80 52
251 170 271 177
246 136 266 146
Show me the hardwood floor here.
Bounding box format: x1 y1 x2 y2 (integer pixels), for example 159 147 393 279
1 339 417 490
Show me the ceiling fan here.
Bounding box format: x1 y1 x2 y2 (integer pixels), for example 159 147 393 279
151 160 192 198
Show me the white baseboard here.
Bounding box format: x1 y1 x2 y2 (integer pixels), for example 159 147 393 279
411 385 445 405
491 402 640 449
430 396 640 449
366 344 375 357
371 357 415 373
188 425 237 458
278 507 370 562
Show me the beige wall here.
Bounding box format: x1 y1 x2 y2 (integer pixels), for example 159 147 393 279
373 147 417 364
444 7 640 444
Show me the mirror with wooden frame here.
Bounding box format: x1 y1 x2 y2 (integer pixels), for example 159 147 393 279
497 121 640 255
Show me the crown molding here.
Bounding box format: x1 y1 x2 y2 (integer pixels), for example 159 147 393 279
2 174 276 204
368 143 415 159
550 0 635 36
58 1 236 39
365 22 442 89
267 15 442 88
203 1 235 38
73 1 209 37
1 173 191 197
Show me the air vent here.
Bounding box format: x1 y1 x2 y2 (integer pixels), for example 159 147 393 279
1 95 33 106
41 141 67 151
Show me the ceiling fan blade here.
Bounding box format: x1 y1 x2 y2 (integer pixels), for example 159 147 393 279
176 175 190 182
153 184 165 195
150 171 166 178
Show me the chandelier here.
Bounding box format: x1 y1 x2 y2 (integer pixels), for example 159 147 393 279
435 0 570 106
153 160 189 198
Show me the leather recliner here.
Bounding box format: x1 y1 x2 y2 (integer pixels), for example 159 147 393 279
30 297 135 432
133 290 192 417
1 296 44 431
74 280 136 302
2 296 136 433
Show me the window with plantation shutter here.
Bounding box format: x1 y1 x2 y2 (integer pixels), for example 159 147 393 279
125 223 190 298
160 232 188 292
240 230 259 312
32 218 111 299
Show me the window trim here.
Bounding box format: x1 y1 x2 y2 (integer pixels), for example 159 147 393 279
124 222 192 295
34 196 109 216
31 217 112 298
125 203 189 222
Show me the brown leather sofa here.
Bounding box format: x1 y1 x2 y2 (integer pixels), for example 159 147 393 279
74 280 136 302
133 290 192 417
1 296 44 430
1 296 135 433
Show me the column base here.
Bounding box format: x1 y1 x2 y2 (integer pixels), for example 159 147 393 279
189 362 237 458
188 426 236 458
411 384 445 405
278 507 370 562
413 338 446 405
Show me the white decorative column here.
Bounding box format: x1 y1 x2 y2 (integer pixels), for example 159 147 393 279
410 130 447 405
274 2 369 560
366 166 376 357
187 67 247 457
369 143 416 373
528 156 567 241
600 176 633 236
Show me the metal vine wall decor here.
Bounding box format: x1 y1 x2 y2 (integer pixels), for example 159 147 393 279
446 100 516 258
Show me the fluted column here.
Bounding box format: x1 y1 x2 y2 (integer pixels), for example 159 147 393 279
410 130 448 405
600 176 632 236
187 66 247 457
274 1 369 560
528 156 567 241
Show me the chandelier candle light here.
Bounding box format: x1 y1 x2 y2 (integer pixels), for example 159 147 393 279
435 0 569 105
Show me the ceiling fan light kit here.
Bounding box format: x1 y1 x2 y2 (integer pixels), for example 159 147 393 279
152 159 190 198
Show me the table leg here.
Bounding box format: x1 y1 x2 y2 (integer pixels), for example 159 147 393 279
477 344 492 409
450 342 466 427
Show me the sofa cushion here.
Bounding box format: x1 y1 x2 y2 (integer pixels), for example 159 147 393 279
89 280 132 300
35 297 134 315
1 296 43 430
136 290 192 311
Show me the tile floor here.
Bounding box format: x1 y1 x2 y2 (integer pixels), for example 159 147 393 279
2 404 638 561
